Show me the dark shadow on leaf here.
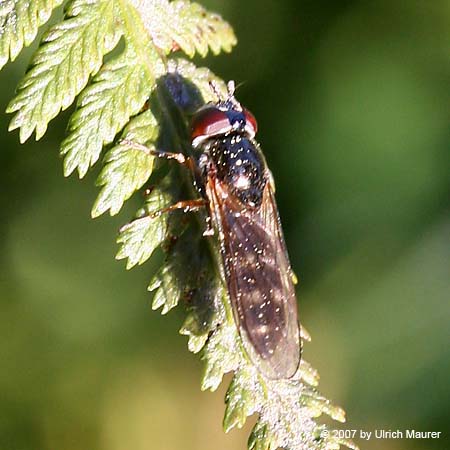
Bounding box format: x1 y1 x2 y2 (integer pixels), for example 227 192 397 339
145 73 223 348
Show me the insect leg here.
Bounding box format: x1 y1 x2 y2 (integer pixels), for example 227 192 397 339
120 139 188 166
149 199 214 237
122 140 214 235
150 199 207 218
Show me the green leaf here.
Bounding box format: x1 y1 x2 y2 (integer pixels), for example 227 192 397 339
116 169 182 269
0 0 64 70
92 142 155 218
201 320 241 392
166 57 229 104
223 369 257 432
302 390 347 422
248 423 273 450
61 42 158 178
116 213 168 269
149 261 181 315
151 223 222 339
179 314 209 353
178 264 224 353
92 111 159 217
7 0 121 142
116 107 160 145
148 226 193 316
116 186 174 269
131 0 237 57
298 360 320 387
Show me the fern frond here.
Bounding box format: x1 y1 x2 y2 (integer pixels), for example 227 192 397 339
7 0 121 142
116 174 177 269
201 319 241 391
92 141 155 218
0 2 358 450
248 423 274 450
149 261 181 314
116 214 166 269
92 110 159 217
130 0 236 57
60 3 168 178
224 369 258 431
0 0 64 70
61 46 156 178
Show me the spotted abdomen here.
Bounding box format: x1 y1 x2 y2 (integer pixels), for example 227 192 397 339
205 171 301 380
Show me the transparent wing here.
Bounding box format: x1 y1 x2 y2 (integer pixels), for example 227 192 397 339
206 174 301 379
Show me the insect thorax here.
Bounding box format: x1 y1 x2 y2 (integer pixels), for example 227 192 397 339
203 134 267 208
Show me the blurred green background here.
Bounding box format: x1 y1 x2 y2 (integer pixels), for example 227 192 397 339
0 1 449 449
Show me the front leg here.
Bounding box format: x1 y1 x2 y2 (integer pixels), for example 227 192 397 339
121 138 204 193
122 140 214 236
120 139 188 166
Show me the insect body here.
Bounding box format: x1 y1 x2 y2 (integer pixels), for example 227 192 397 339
190 83 301 379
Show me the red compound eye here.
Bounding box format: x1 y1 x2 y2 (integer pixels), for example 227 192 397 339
191 106 232 141
243 108 258 136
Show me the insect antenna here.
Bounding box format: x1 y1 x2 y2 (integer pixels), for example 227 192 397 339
226 80 243 111
209 80 244 111
209 80 224 102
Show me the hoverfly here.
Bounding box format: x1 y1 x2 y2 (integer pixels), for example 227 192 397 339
127 81 301 379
